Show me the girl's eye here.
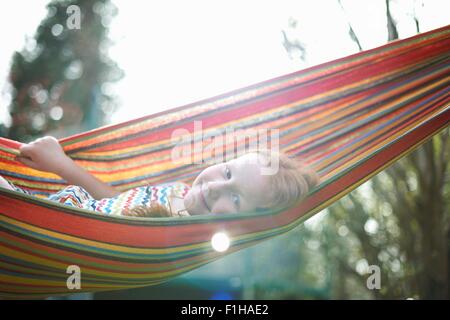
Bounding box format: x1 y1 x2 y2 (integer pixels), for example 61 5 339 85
225 166 232 179
232 194 240 209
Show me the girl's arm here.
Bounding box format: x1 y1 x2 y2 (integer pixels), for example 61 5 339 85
16 136 120 200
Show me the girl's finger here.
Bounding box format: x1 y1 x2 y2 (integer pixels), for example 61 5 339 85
15 156 36 169
19 144 33 157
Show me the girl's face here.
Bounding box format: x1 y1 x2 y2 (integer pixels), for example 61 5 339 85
184 153 272 215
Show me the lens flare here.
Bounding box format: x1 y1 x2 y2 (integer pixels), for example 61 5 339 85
211 232 230 252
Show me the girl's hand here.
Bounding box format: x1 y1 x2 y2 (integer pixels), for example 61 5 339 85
16 136 71 175
16 136 119 199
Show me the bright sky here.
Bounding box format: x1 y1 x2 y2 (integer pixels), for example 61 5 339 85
0 0 448 127
106 0 378 123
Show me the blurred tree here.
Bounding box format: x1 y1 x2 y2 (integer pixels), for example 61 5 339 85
281 18 306 62
386 0 399 41
323 128 449 299
338 0 363 51
6 0 123 142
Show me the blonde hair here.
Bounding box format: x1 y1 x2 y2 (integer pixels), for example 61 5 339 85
123 150 319 217
251 149 320 211
122 203 173 218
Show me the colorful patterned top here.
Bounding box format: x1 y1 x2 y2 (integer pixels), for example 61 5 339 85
8 181 191 217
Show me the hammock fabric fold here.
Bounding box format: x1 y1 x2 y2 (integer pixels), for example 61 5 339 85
0 25 449 298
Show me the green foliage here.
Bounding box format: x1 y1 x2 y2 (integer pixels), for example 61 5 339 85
7 0 123 141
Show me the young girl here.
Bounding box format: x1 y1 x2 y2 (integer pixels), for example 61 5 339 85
0 136 319 217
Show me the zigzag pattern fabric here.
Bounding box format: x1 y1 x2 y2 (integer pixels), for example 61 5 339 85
0 25 449 298
43 183 188 216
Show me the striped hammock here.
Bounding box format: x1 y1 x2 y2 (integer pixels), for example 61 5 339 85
0 25 449 299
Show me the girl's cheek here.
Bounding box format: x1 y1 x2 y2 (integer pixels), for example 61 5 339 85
211 201 233 215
